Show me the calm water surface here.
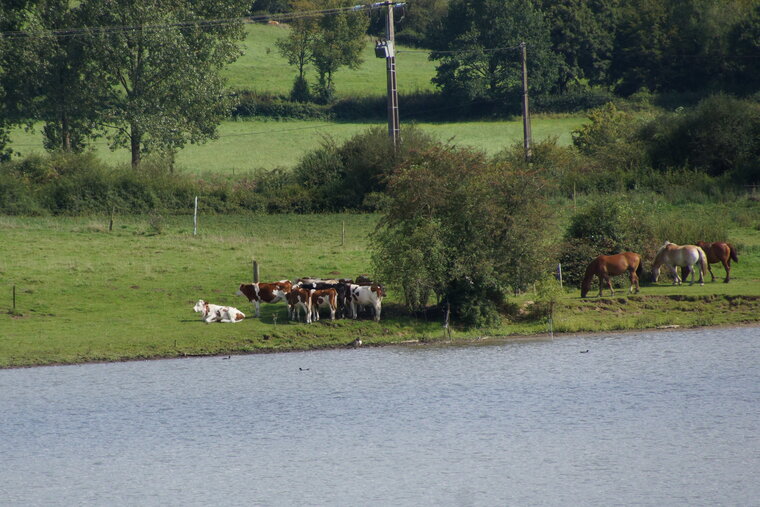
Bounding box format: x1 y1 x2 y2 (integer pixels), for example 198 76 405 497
1 327 759 506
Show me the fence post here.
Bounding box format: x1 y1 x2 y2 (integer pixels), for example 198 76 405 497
12 284 16 310
193 196 198 236
341 220 345 247
253 260 259 283
557 263 563 288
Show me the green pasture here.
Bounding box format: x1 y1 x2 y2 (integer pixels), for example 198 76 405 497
2 207 760 368
223 23 438 95
8 116 585 175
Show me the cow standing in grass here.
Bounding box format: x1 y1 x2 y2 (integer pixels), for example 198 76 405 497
236 280 292 317
348 284 385 322
311 288 338 321
287 287 314 323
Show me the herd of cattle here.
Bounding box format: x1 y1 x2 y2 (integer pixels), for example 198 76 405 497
194 276 386 324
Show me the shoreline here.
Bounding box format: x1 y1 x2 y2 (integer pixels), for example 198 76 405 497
5 319 760 371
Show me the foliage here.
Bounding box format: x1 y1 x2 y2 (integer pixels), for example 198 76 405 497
372 144 555 326
540 0 620 91
609 0 756 96
274 0 318 83
77 0 249 167
571 102 649 172
429 0 560 110
292 125 439 211
640 94 760 181
559 196 657 286
309 1 369 104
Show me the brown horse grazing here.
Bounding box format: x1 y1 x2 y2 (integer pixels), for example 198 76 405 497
695 241 739 283
581 252 643 298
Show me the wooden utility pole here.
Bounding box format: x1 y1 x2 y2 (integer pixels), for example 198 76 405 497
520 42 532 162
377 2 401 148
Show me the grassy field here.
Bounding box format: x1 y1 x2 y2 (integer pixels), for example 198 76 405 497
2 206 760 368
9 116 585 175
8 21 585 174
223 23 438 95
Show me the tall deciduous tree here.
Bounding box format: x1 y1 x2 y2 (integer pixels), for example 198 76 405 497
1 1 99 153
540 0 620 91
429 0 559 109
275 0 319 101
309 0 368 103
78 0 248 168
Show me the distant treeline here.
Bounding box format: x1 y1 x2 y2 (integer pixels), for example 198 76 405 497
257 0 760 97
2 94 757 217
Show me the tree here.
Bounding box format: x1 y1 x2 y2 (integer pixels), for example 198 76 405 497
372 144 554 326
78 0 248 168
275 0 319 102
429 0 560 109
309 0 368 103
609 0 752 95
540 0 620 91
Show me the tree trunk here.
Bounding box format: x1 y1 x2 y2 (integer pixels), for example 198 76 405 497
131 125 141 168
61 111 71 151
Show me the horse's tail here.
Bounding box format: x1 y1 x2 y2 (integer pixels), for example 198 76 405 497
636 257 643 278
697 247 708 275
728 243 739 263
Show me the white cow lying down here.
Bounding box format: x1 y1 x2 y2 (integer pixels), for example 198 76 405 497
193 299 246 323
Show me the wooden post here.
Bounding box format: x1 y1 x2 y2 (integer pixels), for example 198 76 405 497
253 260 259 283
341 221 345 246
520 41 532 162
12 285 16 310
109 206 114 232
557 263 563 289
385 2 400 148
193 196 198 236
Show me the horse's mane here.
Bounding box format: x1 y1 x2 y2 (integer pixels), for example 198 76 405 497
655 241 672 258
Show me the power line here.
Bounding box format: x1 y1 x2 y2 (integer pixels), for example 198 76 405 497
0 4 383 39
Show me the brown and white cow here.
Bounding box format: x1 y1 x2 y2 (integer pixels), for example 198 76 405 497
348 283 385 322
287 287 314 323
311 288 338 321
236 280 292 317
193 299 245 323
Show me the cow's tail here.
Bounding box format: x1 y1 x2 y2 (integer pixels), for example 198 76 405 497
728 243 739 263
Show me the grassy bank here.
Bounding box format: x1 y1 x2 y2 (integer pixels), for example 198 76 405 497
2 209 760 368
9 116 585 175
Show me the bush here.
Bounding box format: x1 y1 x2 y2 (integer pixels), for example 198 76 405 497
372 144 555 327
559 196 657 287
292 125 439 211
641 94 760 180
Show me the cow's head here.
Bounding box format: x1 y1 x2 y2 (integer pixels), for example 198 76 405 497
193 299 206 313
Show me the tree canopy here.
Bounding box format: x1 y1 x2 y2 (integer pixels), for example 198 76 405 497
429 0 560 108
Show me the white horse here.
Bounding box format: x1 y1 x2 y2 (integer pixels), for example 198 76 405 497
651 241 708 285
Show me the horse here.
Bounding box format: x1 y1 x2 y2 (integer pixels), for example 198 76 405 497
580 252 643 298
651 241 708 285
695 241 739 283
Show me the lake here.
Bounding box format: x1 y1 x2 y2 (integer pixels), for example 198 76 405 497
1 327 758 506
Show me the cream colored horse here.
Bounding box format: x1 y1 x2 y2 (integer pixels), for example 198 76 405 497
652 241 708 285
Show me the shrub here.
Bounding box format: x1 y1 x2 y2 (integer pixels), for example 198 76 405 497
641 94 760 180
372 144 555 327
560 196 657 287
